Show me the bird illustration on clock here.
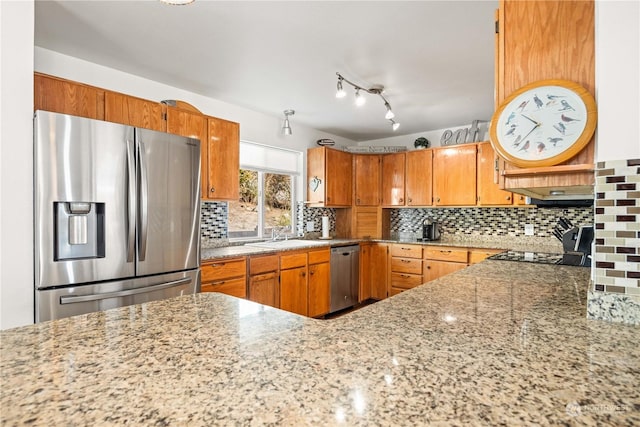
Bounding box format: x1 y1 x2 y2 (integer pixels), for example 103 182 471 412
489 79 597 167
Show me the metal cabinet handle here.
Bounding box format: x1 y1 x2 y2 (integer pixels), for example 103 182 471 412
436 197 441 202
210 187 215 193
211 263 225 267
399 198 404 203
440 250 452 254
408 198 412 203
506 196 511 201
401 259 411 263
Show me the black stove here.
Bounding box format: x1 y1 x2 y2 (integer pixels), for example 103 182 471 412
488 251 564 265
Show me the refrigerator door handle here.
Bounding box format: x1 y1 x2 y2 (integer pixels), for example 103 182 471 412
126 140 136 263
138 141 149 262
59 277 192 305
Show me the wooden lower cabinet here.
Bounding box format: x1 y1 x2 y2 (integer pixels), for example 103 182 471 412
468 248 504 264
279 249 331 317
389 243 423 296
423 260 468 282
359 243 388 301
423 247 468 282
308 260 330 317
280 266 308 316
201 257 247 298
248 254 279 308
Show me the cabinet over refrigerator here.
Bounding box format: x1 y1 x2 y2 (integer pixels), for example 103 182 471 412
34 111 201 321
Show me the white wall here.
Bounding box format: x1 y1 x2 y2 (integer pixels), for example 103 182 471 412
358 123 489 150
0 0 35 329
594 0 640 162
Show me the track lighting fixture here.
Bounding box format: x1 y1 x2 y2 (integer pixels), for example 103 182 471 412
335 72 399 131
281 109 295 135
159 0 195 5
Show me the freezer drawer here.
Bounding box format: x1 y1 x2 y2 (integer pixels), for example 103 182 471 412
36 269 200 322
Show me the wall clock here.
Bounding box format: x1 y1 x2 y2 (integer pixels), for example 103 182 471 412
489 79 597 168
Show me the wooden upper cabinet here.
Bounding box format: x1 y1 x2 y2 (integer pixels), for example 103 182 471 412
433 145 477 206
477 142 513 205
354 155 381 206
34 73 104 120
381 152 406 207
104 91 165 131
405 149 433 206
496 0 595 196
206 116 240 201
306 147 352 207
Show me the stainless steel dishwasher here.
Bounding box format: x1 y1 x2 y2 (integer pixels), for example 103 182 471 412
329 244 360 314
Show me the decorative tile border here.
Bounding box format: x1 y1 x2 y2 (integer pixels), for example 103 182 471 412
588 158 640 325
201 201 228 240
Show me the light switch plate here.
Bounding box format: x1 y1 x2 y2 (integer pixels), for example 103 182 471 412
524 224 534 236
306 221 315 232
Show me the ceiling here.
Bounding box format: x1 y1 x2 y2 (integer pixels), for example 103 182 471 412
34 1 497 142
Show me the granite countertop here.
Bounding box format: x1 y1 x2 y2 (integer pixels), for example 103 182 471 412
201 236 561 261
2 261 638 425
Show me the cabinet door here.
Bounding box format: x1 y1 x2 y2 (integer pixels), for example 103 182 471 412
433 145 477 206
207 117 240 200
325 148 353 206
496 0 595 193
248 272 278 308
381 153 406 206
477 142 513 205
34 73 104 120
280 267 307 316
104 91 164 131
308 262 330 317
406 150 433 206
424 260 467 282
370 243 388 300
359 244 372 301
354 155 380 206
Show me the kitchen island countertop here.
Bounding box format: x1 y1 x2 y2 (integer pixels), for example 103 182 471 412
2 260 638 425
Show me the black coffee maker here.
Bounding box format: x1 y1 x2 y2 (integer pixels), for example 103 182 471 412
420 219 441 241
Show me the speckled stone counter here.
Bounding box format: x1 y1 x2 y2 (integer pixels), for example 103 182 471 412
2 261 638 425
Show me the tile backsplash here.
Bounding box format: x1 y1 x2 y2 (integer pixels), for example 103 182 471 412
389 206 593 238
201 201 228 240
587 159 640 325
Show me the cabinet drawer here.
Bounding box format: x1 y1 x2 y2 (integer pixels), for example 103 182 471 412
249 254 279 275
201 277 247 298
390 244 422 259
390 257 422 275
469 249 503 264
280 252 307 269
389 287 405 297
390 272 423 289
308 248 330 264
424 247 468 263
202 258 247 281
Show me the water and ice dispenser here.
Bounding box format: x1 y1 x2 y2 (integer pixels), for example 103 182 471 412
54 202 105 260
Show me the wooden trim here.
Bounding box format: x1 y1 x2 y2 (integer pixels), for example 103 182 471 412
502 163 594 177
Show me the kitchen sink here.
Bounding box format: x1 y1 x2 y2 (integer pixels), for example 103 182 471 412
244 240 329 250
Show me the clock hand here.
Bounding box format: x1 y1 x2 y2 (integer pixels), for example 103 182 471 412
520 123 540 142
520 114 540 126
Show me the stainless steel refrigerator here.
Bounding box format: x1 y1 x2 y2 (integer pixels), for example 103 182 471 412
34 111 201 322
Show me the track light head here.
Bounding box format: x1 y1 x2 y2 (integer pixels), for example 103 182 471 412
390 119 400 131
384 102 395 119
282 110 295 135
336 79 346 98
354 89 366 106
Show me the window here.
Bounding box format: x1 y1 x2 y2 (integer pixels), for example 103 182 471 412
228 142 302 240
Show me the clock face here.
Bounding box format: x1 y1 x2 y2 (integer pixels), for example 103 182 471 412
490 79 597 168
